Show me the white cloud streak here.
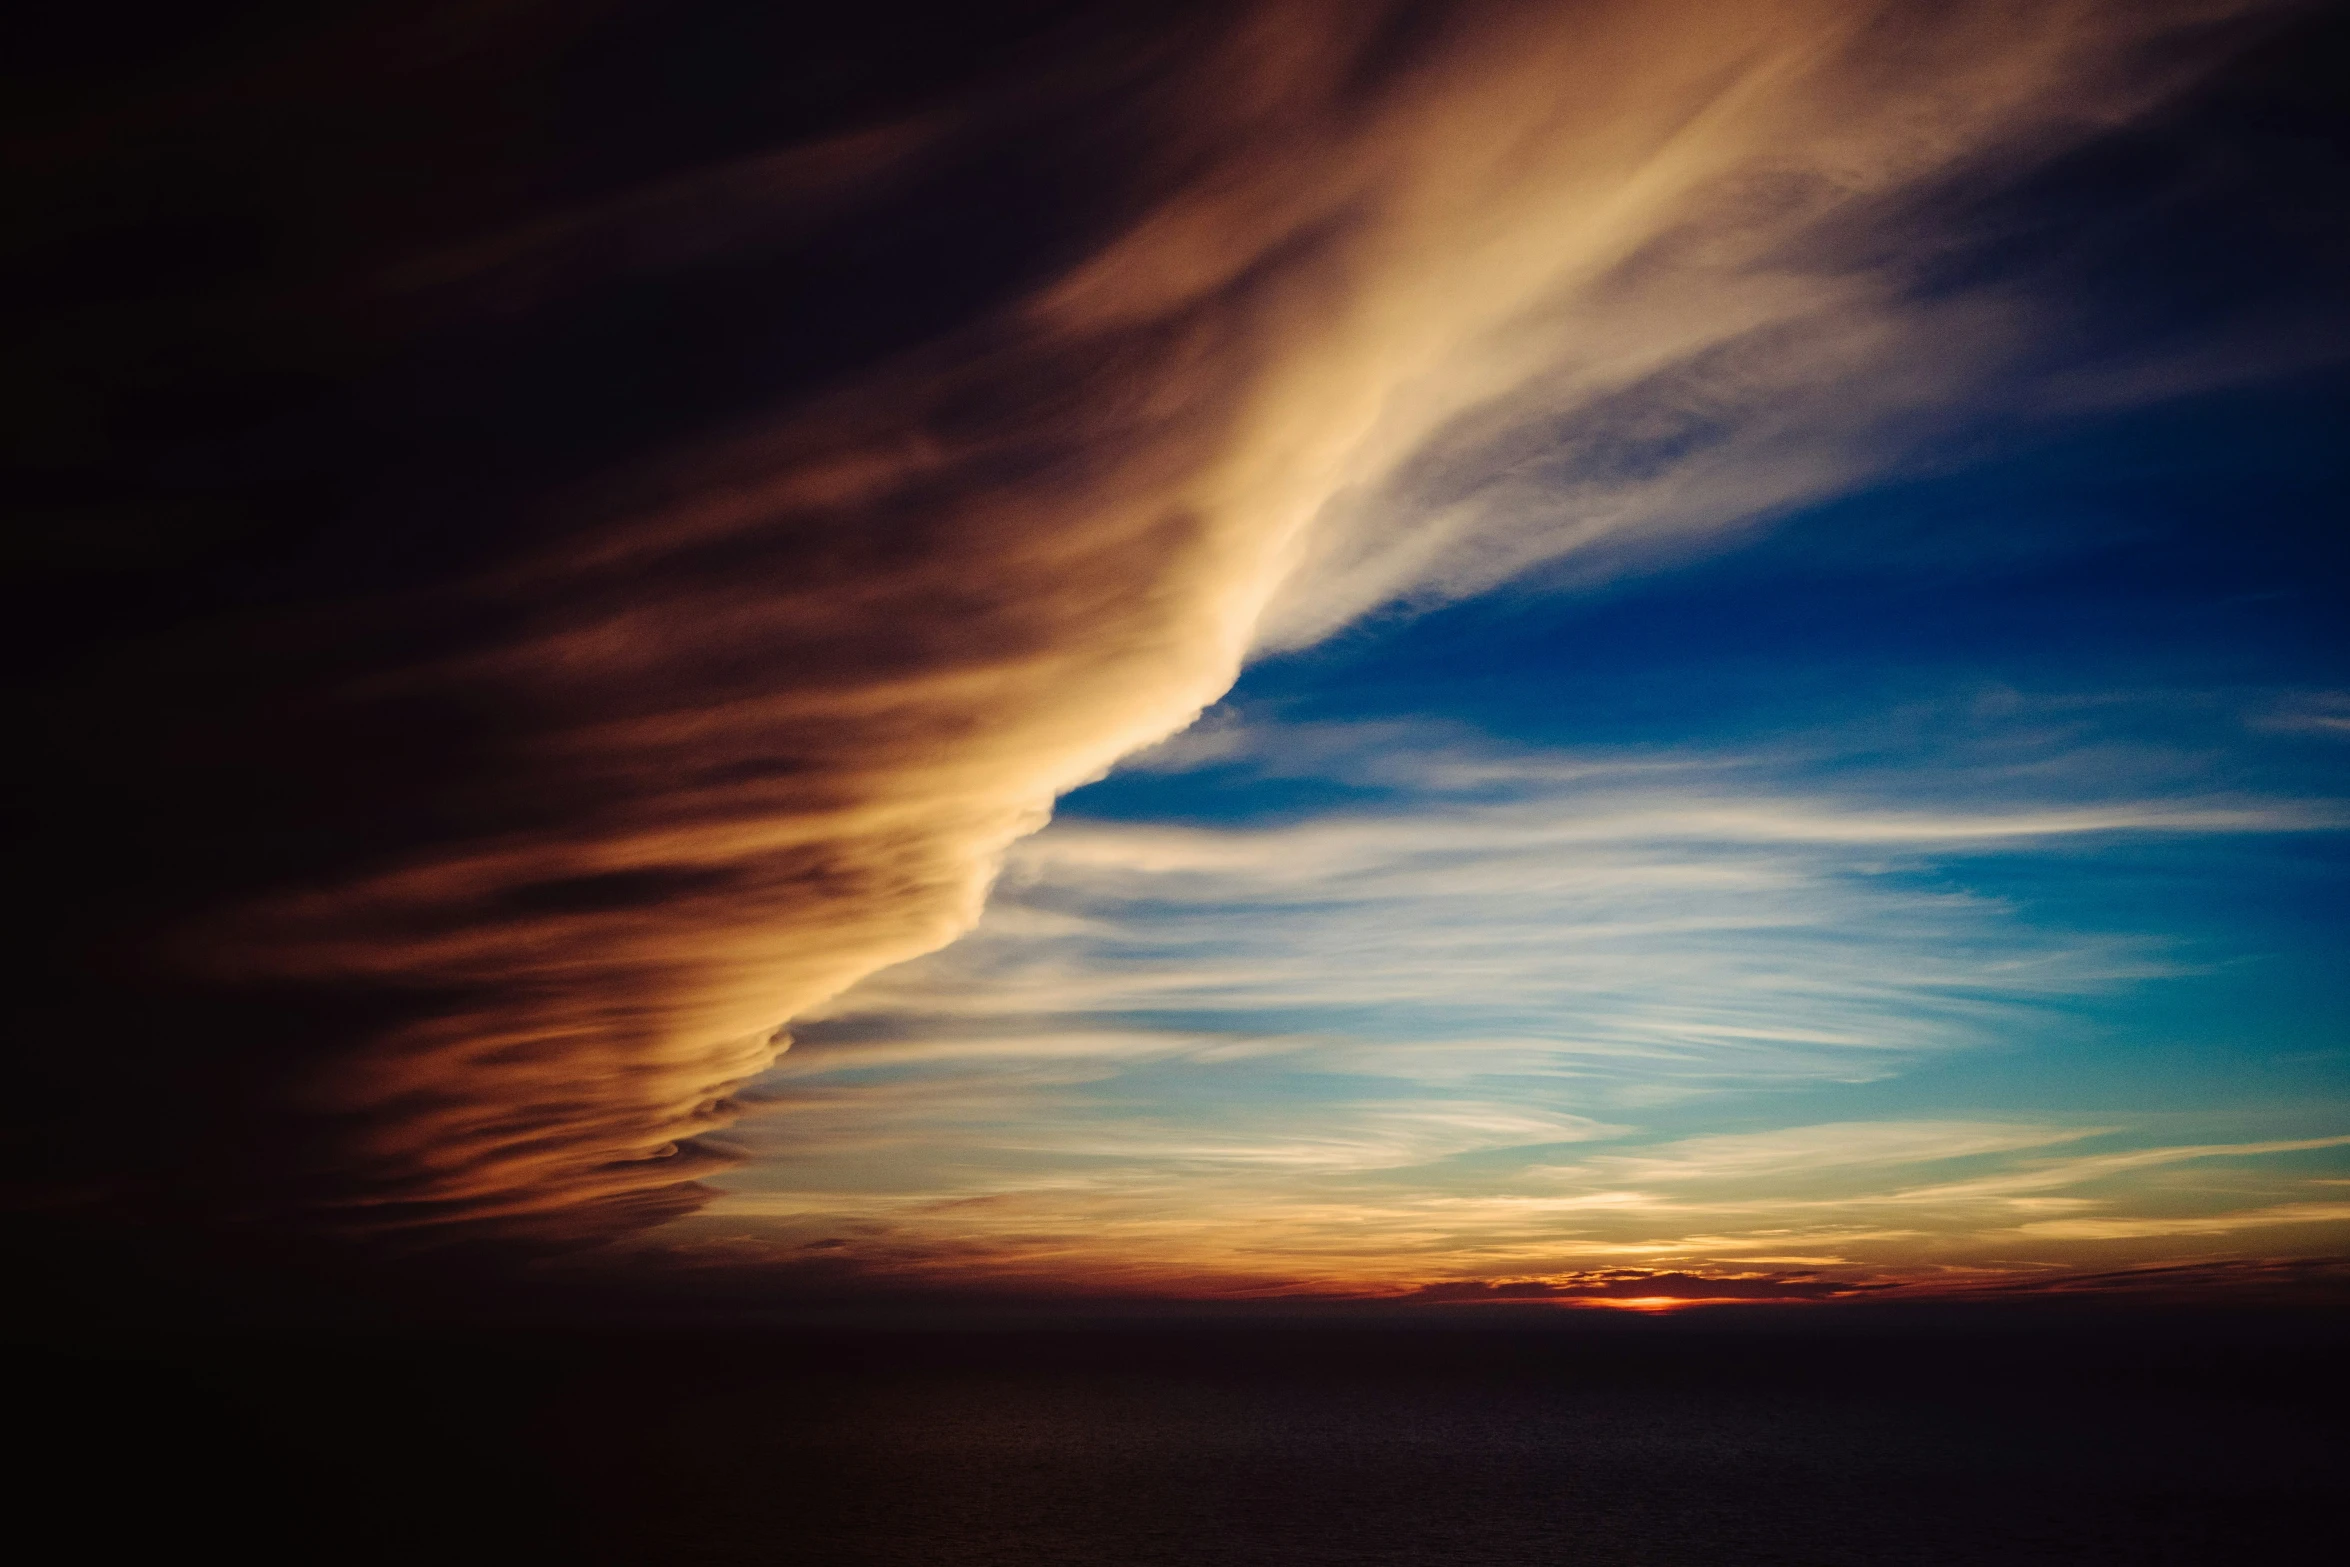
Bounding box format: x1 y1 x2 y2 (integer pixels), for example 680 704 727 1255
814 725 2327 1079
698 713 2347 1289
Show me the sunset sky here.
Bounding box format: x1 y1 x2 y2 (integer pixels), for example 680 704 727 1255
7 0 2346 1316
711 375 2350 1301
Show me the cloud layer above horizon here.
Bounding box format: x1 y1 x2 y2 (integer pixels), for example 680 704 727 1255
683 704 2349 1297
9 0 2343 1281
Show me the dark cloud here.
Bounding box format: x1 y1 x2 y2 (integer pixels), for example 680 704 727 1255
1400 1261 2350 1308
1401 1272 1885 1304
1936 1255 2350 1305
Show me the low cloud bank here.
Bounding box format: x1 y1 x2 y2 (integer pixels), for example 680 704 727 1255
1400 1271 1882 1303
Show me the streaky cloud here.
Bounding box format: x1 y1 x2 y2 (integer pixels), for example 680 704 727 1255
9 0 2309 1259
707 701 2345 1294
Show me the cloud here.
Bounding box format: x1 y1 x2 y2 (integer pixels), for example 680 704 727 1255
716 926 2350 1288
2015 1202 2350 1239
1397 1270 1881 1303
1932 1254 2350 1300
692 698 2346 1294
2253 693 2350 737
1543 1121 2106 1183
1831 1134 2350 1209
815 720 2326 1079
13 0 2303 1261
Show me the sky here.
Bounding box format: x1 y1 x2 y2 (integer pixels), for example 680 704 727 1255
4 0 2346 1315
703 371 2350 1302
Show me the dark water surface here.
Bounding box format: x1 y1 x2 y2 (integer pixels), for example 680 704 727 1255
25 1314 2344 1564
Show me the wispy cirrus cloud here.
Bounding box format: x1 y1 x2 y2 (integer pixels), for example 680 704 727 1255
694 1106 2350 1294
2253 692 2350 737
2017 1203 2350 1239
1534 1120 2110 1184
683 708 2346 1294
813 717 2329 1079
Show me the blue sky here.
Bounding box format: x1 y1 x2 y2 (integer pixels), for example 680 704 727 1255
699 365 2350 1298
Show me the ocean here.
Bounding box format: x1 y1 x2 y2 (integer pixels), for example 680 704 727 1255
27 1311 2344 1564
